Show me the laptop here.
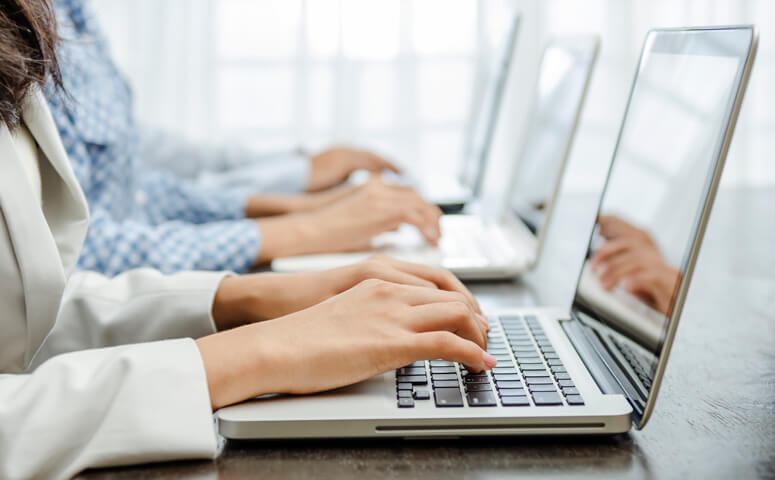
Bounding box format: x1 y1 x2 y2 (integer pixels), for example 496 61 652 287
272 35 600 280
218 26 757 439
354 13 521 214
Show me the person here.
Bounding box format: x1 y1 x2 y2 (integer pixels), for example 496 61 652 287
0 2 495 477
590 215 682 315
47 0 442 277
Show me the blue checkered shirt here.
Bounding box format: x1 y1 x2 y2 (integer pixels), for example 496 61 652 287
47 0 261 275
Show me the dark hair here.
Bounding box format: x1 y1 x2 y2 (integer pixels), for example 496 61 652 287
0 0 61 129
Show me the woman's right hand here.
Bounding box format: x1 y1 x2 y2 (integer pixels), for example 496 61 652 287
256 179 442 263
197 279 496 410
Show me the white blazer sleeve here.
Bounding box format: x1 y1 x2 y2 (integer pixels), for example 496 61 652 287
0 339 216 480
31 269 230 369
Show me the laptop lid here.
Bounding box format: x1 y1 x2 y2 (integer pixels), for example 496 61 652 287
458 13 521 197
508 35 600 263
570 26 758 429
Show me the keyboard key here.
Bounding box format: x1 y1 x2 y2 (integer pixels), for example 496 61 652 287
398 397 415 408
558 380 575 388
398 390 413 399
463 376 490 384
521 364 548 372
403 361 425 368
491 354 513 362
430 366 457 374
547 359 564 366
495 381 523 389
466 383 493 392
532 391 563 405
467 390 497 407
543 352 560 360
435 388 464 407
501 396 530 406
566 395 585 405
551 366 567 373
554 373 571 380
397 383 413 391
433 380 460 388
397 367 426 376
487 348 510 355
492 367 518 374
498 388 526 397
414 390 431 400
430 360 454 367
528 384 557 393
431 373 458 381
493 374 521 382
523 370 550 377
525 376 553 385
397 375 427 385
562 387 579 396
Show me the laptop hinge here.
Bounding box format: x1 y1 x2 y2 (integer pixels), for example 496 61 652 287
562 313 645 422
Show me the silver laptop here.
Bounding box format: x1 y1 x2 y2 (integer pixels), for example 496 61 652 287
272 35 600 280
219 26 756 439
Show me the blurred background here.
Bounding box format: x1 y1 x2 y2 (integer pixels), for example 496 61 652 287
90 0 773 199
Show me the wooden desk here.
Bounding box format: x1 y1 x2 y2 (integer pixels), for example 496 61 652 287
79 187 775 479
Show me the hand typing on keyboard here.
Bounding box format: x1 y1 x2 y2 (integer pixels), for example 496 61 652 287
198 276 494 410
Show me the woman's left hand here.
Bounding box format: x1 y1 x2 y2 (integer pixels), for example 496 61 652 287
211 255 485 331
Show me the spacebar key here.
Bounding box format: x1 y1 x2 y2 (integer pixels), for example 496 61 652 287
434 387 464 407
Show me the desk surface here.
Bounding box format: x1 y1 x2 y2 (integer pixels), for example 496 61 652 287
80 187 775 479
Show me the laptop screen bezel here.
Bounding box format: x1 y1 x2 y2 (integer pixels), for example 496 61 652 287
568 26 758 429
508 34 600 265
457 13 521 197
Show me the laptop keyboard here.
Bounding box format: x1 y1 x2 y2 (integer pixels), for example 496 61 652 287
395 314 584 408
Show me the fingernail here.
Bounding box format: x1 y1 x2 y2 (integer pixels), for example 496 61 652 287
482 351 497 369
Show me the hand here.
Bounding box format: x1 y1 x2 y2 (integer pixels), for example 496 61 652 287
307 146 400 192
198 279 497 409
256 179 442 262
211 255 484 330
591 238 681 315
597 215 657 248
245 185 357 218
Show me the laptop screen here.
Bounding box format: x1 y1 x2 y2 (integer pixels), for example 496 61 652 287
458 14 520 195
510 36 599 238
572 27 755 413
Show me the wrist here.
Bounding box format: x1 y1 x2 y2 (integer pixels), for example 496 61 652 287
211 275 261 330
256 212 326 262
196 321 286 409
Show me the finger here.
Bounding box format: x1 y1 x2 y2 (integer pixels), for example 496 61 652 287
408 302 486 350
621 272 664 312
412 331 495 373
591 239 630 268
397 208 441 245
377 256 481 313
393 194 442 243
393 284 487 342
598 257 643 290
369 268 437 289
365 151 402 174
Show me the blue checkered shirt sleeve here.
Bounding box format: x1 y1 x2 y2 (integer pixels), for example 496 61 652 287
135 169 249 225
78 209 260 276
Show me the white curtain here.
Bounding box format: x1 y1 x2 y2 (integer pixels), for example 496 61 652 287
91 0 773 191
